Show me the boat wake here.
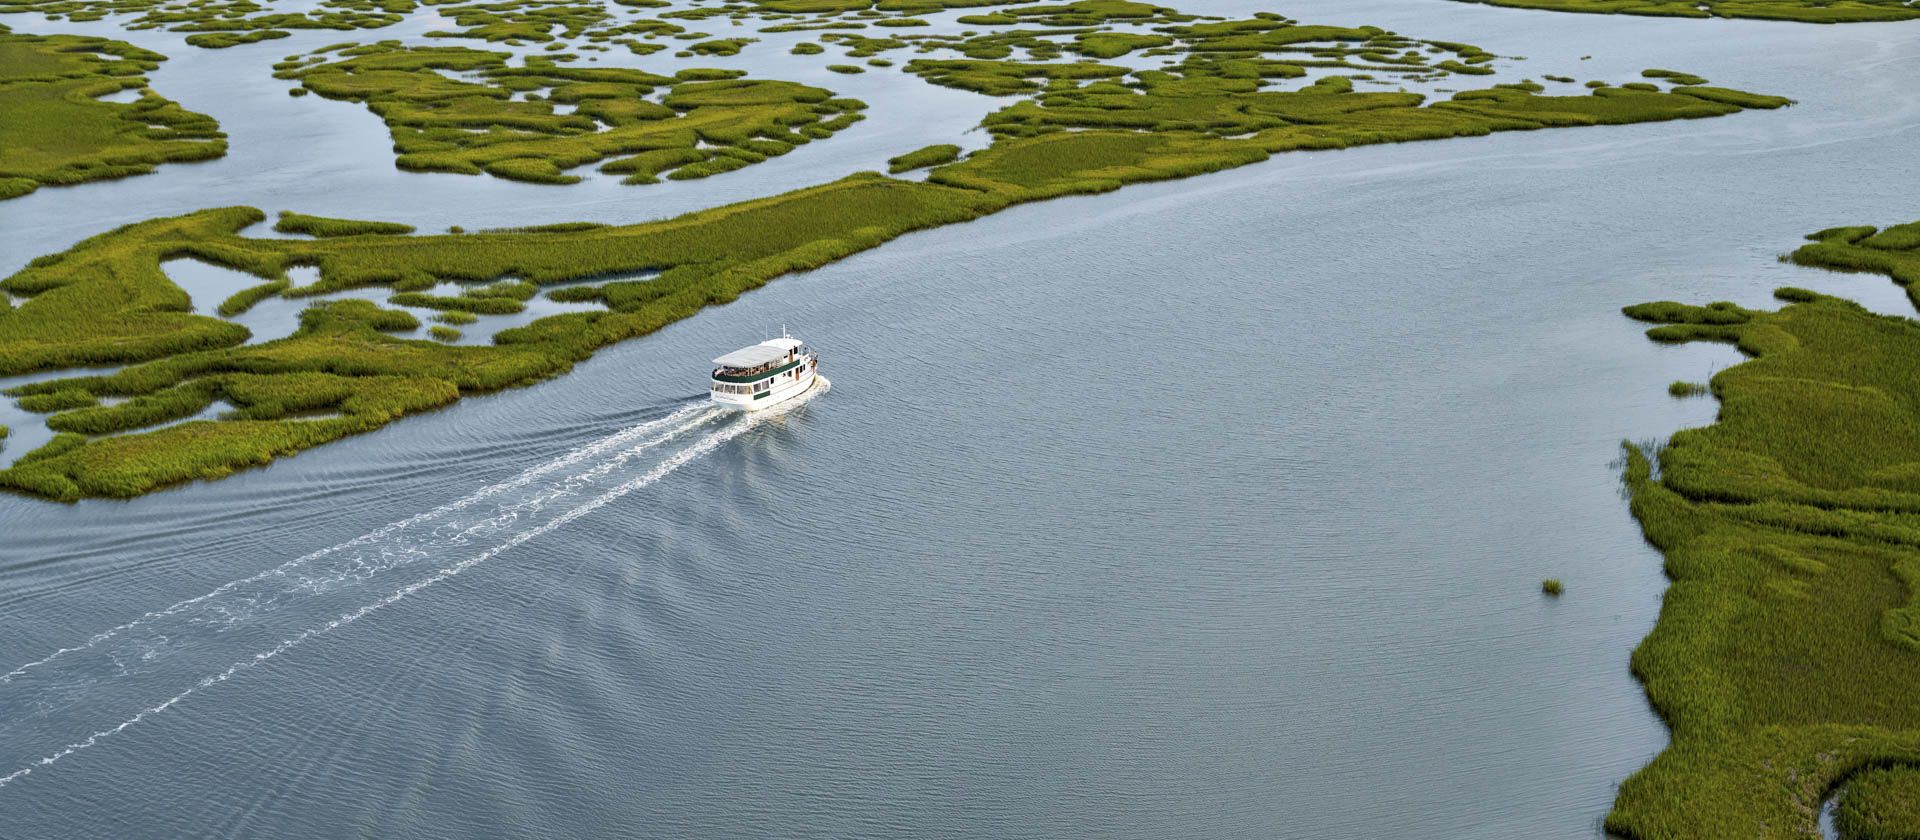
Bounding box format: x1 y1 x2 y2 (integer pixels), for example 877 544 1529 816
0 379 826 789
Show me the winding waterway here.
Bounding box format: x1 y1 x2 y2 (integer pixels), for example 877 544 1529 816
5 0 1920 836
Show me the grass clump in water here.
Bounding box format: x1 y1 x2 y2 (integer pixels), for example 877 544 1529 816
1643 68 1709 86
954 0 1195 27
688 37 756 55
220 280 289 316
184 30 291 49
887 143 961 172
388 292 524 314
1541 578 1563 596
1668 380 1708 397
17 388 97 413
274 211 415 237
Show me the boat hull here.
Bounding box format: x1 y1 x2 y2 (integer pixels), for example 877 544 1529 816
711 366 819 411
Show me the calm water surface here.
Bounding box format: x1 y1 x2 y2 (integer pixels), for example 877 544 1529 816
4 1 1920 837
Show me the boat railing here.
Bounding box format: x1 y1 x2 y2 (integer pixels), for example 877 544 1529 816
713 360 796 380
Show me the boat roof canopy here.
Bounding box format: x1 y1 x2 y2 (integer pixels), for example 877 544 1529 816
713 343 792 368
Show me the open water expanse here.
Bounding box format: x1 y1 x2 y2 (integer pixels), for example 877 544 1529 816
4 0 1920 836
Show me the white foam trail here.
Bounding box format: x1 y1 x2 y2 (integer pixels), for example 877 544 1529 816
0 404 769 790
0 402 713 685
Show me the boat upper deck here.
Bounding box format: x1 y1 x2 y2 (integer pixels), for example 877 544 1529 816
712 343 790 369
712 338 808 381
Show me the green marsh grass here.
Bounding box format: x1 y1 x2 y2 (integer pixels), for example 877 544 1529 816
1836 767 1920 839
46 381 218 434
273 211 415 237
888 143 962 173
184 30 290 49
16 389 97 413
1444 0 1920 22
277 43 865 186
1609 265 1920 837
0 13 1793 500
389 292 525 314
0 27 227 202
0 0 411 47
1643 68 1709 86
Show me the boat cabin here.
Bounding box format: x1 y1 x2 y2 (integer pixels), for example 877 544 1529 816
710 337 817 408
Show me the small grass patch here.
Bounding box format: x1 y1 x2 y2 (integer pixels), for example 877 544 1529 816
1542 578 1563 596
887 142 961 172
17 388 98 413
274 211 415 237
184 30 291 49
1644 68 1709 86
688 37 756 55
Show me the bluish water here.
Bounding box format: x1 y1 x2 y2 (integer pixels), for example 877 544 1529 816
4 1 1920 837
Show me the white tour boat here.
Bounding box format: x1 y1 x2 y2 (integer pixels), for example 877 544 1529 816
709 333 820 410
